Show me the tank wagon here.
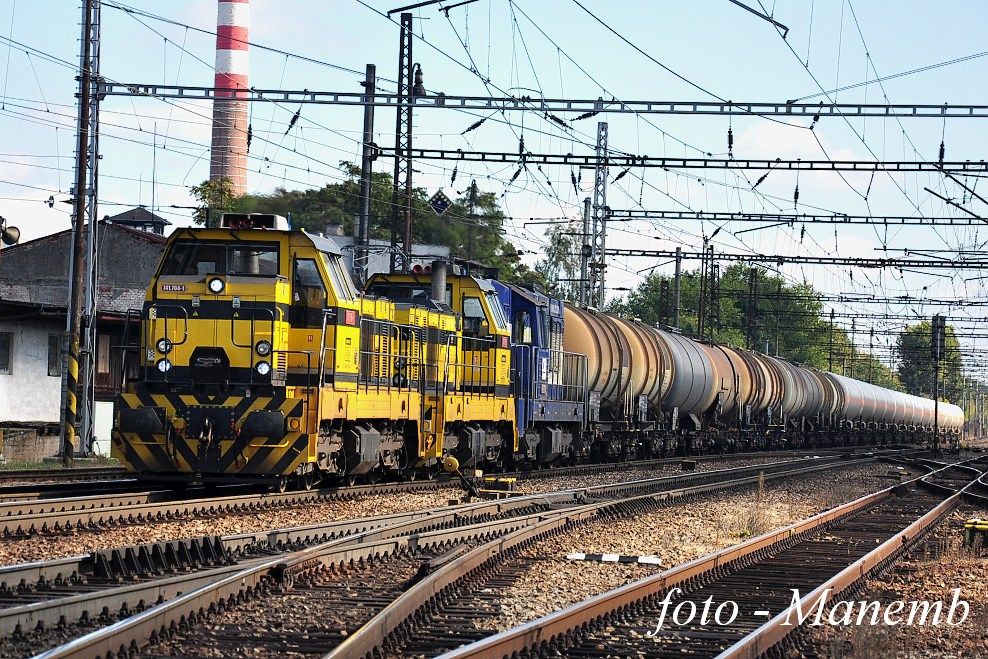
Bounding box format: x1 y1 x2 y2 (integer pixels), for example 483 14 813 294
562 304 963 459
111 214 962 487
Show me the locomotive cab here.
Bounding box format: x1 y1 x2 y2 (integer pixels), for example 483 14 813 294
492 282 587 465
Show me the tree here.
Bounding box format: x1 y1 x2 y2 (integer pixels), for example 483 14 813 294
190 177 241 227
607 263 901 385
192 165 543 284
534 223 581 301
897 321 963 400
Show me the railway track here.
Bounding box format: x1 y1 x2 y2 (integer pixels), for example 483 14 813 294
424 460 984 659
7 453 868 657
0 467 125 485
0 449 879 537
0 449 835 503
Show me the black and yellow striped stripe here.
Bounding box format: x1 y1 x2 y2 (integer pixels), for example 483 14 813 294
113 387 309 478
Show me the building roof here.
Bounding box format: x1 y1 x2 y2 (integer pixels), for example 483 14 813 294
0 220 165 316
104 206 172 227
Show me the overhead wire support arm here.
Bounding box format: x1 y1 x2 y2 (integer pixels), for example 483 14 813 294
387 0 480 15
604 209 986 226
726 0 789 37
373 148 988 173
601 249 988 269
95 83 988 118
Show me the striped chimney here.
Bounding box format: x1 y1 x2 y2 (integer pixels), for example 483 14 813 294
210 0 249 196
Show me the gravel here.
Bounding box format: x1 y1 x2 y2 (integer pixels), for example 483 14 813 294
512 453 837 494
493 461 898 630
0 453 839 568
0 487 463 566
807 505 988 658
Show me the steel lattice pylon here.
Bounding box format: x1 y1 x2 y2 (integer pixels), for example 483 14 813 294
389 12 414 273
588 122 608 308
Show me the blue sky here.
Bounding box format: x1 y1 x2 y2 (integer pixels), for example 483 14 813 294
2 0 988 373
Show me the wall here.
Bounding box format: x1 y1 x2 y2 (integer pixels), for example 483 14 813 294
0 317 62 424
0 428 60 463
93 401 113 456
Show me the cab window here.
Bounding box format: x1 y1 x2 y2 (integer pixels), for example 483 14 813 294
293 258 326 327
513 310 533 344
486 292 509 330
321 252 357 302
462 296 487 338
294 259 325 304
161 241 279 276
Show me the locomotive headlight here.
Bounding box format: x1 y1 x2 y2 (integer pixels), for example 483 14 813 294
156 338 172 354
255 361 271 376
255 340 272 356
207 277 225 294
156 359 172 373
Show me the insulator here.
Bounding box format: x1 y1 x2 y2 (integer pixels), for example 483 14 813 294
939 140 945 166
793 184 799 206
727 127 734 156
246 124 252 152
461 117 485 135
412 65 426 97
518 135 525 156
571 169 579 195
284 109 300 135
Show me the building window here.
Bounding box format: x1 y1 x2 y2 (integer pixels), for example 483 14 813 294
0 333 11 375
97 334 111 374
48 334 62 377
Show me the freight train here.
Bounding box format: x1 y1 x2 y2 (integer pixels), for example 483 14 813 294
110 214 964 488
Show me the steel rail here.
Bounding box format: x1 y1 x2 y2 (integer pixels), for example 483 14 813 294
0 479 442 537
9 492 555 645
0 467 125 484
718 464 986 659
0 451 868 537
435 461 977 659
0 455 861 602
326 458 872 659
26 456 871 657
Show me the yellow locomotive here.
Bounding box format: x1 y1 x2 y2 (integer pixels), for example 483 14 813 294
112 213 515 489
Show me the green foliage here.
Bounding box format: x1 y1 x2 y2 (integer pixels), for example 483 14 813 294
896 321 963 400
189 177 240 227
534 222 581 300
607 263 901 386
190 165 542 284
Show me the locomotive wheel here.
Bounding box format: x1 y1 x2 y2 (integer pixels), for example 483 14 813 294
299 470 316 491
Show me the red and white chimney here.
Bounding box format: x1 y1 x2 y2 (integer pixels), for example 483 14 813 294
210 0 249 196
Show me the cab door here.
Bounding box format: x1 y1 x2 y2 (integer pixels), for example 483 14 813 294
461 294 494 392
288 257 327 384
